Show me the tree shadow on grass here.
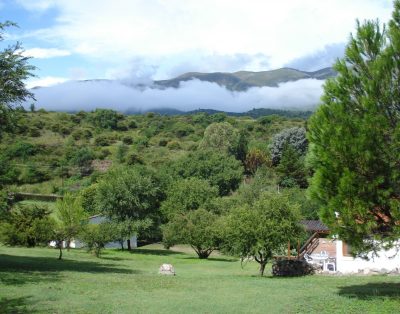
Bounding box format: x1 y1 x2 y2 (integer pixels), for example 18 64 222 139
129 248 182 256
182 256 237 263
0 296 34 314
338 282 400 300
0 254 140 286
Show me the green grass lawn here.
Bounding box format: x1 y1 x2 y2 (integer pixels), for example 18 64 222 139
0 245 399 314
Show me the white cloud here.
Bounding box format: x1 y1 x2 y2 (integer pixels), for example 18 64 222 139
22 48 71 59
29 78 324 112
26 76 69 89
15 0 56 11
18 0 393 75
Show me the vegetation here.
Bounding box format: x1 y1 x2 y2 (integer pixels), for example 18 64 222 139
308 0 400 256
0 21 35 138
221 193 303 276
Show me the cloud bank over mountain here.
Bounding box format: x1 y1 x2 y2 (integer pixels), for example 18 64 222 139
30 78 324 113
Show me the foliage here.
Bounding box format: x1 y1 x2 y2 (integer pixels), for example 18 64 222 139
88 109 121 130
79 222 116 257
0 204 55 247
308 1 400 256
95 166 164 238
244 148 271 174
169 150 243 196
160 178 218 219
0 21 35 137
269 127 307 165
199 122 247 160
276 144 308 188
80 184 99 215
272 259 314 277
55 193 88 249
108 218 153 250
116 143 128 163
221 192 303 276
162 208 220 258
68 147 95 176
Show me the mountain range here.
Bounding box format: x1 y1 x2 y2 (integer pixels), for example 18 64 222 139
154 67 336 91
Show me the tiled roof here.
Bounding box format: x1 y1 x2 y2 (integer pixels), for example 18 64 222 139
300 220 330 232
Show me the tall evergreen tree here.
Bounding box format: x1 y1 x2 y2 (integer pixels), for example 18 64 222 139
308 1 400 256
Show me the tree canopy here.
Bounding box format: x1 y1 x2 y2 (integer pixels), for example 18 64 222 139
221 193 303 276
0 21 35 137
308 1 400 255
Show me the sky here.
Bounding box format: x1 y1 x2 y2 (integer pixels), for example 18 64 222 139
0 0 395 112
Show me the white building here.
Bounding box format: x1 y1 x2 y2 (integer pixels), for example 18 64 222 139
50 214 137 249
301 220 400 274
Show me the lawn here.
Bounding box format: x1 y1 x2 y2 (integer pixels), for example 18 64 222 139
0 245 399 314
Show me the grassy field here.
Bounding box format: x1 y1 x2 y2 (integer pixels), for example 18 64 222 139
0 245 399 314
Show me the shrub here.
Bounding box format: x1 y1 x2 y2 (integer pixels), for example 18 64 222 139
272 259 314 277
166 140 181 150
122 136 133 145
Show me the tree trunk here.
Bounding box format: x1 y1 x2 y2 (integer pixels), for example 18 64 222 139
127 239 131 251
57 241 63 260
259 262 267 276
120 240 124 251
66 239 71 251
194 247 212 259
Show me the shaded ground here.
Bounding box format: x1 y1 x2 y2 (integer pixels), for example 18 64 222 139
0 245 399 313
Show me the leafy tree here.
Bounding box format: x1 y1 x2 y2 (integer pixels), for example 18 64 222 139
276 144 308 188
0 154 19 186
169 150 243 196
160 178 218 219
80 184 99 215
68 147 95 176
269 127 307 165
0 204 55 247
79 222 115 257
308 1 400 256
95 166 164 250
0 21 35 138
244 148 271 174
55 193 88 250
162 208 220 258
221 193 303 276
116 143 128 163
199 122 247 160
108 218 152 250
88 109 121 130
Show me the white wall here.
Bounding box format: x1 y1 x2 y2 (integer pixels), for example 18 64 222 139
336 240 400 274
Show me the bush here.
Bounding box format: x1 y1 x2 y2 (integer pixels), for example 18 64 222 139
126 153 144 165
79 223 116 257
272 259 314 277
94 135 112 147
166 140 181 150
122 136 133 145
0 204 55 247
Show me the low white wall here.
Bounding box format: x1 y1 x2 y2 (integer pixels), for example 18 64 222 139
336 240 400 274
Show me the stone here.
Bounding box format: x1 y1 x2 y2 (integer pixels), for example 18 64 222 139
159 263 175 276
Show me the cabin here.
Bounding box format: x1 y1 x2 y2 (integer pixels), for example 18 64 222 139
300 220 400 274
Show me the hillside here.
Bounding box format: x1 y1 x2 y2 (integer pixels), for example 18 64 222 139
154 67 336 91
0 110 305 195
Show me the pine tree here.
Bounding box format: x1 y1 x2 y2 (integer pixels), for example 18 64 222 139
308 1 400 256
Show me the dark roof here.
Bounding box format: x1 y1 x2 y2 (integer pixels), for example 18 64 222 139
300 220 330 233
